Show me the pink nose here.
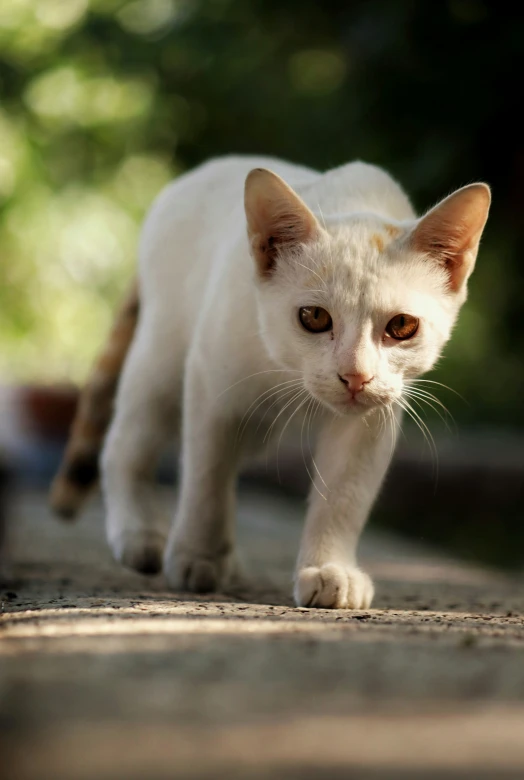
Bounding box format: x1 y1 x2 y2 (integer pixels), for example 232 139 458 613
338 373 373 394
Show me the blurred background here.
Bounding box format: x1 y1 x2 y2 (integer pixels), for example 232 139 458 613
0 0 522 565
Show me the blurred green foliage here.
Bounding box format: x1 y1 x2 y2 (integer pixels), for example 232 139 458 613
0 0 522 426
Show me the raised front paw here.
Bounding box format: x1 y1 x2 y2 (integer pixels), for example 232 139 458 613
164 547 235 594
294 563 374 609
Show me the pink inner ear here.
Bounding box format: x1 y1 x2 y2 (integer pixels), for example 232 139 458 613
412 184 490 292
245 168 320 278
252 203 317 277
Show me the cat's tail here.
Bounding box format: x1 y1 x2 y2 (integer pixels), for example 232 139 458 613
49 280 139 520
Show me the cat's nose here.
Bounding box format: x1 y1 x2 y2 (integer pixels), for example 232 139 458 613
338 373 374 394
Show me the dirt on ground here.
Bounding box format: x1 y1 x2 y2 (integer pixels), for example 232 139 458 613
1 486 524 779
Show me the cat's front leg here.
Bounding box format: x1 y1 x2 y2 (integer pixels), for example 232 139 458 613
163 359 241 594
294 411 396 609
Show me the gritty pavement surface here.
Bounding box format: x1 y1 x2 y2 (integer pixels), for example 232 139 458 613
1 486 524 779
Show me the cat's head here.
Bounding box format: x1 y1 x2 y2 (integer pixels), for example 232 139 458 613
245 167 490 416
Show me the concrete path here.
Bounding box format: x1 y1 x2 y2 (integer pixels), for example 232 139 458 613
2 487 524 779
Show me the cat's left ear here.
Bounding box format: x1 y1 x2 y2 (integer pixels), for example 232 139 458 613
411 183 491 293
245 168 321 278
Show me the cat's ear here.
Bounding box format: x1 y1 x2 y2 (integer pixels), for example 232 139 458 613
411 183 491 293
244 168 321 278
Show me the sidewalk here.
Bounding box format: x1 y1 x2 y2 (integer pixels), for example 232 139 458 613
2 487 524 779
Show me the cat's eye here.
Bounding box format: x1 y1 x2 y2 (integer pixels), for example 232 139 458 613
299 306 333 333
385 313 419 340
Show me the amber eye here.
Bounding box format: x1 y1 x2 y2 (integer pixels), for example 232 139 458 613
299 306 333 333
385 313 419 340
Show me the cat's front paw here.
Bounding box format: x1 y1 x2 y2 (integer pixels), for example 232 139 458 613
112 530 166 575
294 563 374 609
164 547 235 594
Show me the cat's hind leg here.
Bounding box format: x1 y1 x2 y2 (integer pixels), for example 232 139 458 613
101 319 181 574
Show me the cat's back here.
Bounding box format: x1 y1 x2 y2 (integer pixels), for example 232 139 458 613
300 161 416 222
139 155 318 271
137 157 414 289
135 155 320 355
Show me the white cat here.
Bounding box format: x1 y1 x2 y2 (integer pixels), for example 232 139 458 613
56 156 491 608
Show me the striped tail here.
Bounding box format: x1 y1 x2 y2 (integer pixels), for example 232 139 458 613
49 280 139 519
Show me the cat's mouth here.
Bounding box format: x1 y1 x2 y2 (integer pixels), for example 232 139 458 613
315 391 379 417
333 388 394 415
343 397 380 415
306 378 395 416
341 393 367 409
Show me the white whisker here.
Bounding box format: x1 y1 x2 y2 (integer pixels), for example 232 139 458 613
236 379 304 444
410 378 465 402
403 387 455 433
276 391 310 483
299 395 327 501
306 398 329 494
254 383 306 435
396 396 439 481
386 405 397 463
405 385 453 414
217 369 302 400
300 397 318 491
264 387 307 444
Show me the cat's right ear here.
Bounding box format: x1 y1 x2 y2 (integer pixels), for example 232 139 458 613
244 168 321 278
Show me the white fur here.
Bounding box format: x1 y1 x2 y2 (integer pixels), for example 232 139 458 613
101 155 489 608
